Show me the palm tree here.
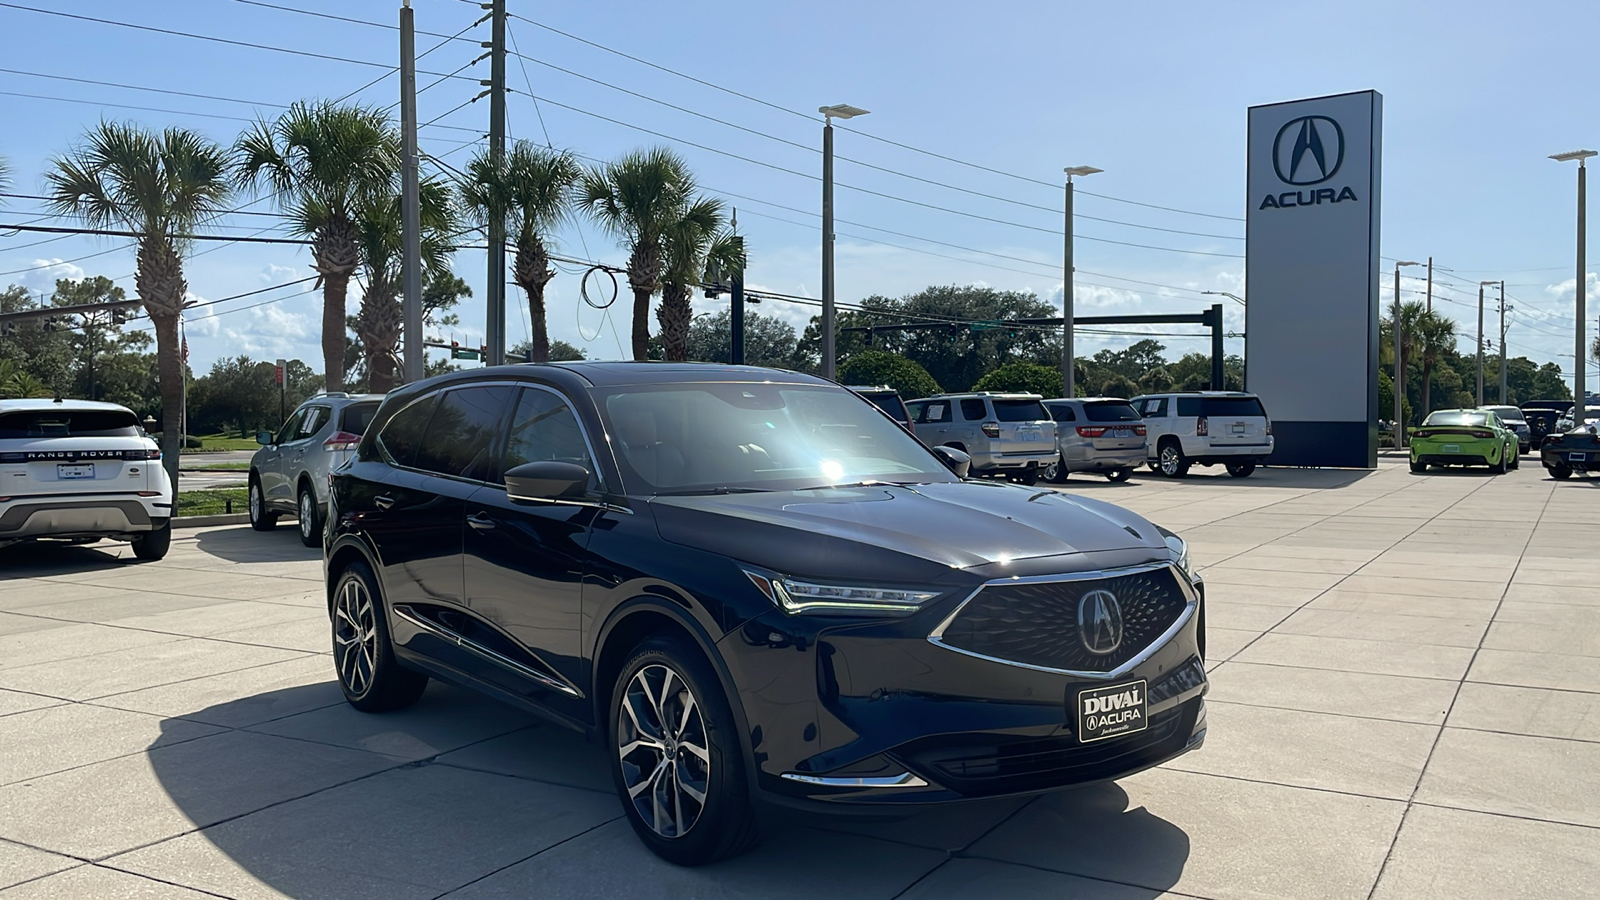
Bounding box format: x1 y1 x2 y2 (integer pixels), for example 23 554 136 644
1416 310 1458 417
235 102 400 391
461 142 580 363
658 198 738 361
46 123 230 486
352 176 458 392
1386 300 1426 423
578 147 696 360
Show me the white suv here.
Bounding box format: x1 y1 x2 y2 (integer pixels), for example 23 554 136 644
904 392 1057 484
0 399 174 559
1132 391 1274 478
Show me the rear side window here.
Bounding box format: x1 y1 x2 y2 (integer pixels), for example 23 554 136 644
920 402 951 424
377 395 437 467
413 385 513 480
993 399 1047 422
339 403 380 435
296 406 330 439
0 409 140 439
904 401 926 422
960 399 987 421
1083 401 1141 422
1047 404 1077 423
1140 398 1168 417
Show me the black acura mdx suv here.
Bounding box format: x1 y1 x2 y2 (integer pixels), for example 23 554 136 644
324 362 1208 865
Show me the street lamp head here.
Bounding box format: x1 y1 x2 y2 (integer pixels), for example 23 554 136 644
1395 260 1422 267
1480 280 1499 287
1550 149 1598 163
1064 165 1103 180
819 104 869 120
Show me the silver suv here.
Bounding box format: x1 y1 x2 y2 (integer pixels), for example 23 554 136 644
1133 391 1274 478
1041 397 1147 483
904 392 1056 484
249 393 383 546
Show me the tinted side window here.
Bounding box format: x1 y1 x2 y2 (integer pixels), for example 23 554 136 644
501 388 592 484
297 405 330 439
905 401 926 423
340 402 380 435
414 385 513 480
1177 398 1202 417
1048 405 1076 423
377 394 437 468
961 399 987 421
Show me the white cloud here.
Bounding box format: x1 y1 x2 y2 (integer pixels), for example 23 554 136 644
15 258 85 292
260 263 300 284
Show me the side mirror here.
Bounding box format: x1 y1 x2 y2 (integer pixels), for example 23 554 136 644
256 431 273 446
505 460 590 502
932 445 971 478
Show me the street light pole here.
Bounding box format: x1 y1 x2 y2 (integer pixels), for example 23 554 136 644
399 0 423 384
1393 261 1422 445
1552 149 1596 422
1426 257 1433 313
1062 165 1102 398
485 0 507 366
1498 281 1508 403
819 104 868 382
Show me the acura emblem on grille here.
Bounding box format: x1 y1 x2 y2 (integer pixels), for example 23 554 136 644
1077 590 1123 655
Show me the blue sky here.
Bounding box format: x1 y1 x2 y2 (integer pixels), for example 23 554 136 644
1 0 1596 387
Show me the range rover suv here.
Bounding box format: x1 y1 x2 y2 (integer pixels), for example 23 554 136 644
0 399 172 559
325 363 1207 865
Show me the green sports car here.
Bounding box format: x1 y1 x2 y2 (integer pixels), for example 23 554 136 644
1410 409 1520 474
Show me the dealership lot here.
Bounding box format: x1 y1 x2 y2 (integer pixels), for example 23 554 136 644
0 457 1596 899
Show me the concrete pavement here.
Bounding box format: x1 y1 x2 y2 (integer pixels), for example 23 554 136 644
1 458 1597 898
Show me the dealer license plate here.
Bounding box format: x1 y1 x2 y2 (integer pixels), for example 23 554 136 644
1076 679 1148 744
1020 432 1038 441
1442 443 1460 453
57 464 94 479
1570 452 1587 462
1231 423 1246 434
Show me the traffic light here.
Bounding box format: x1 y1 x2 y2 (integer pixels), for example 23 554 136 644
111 308 128 325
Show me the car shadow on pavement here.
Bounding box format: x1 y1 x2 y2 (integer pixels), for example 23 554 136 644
0 539 139 580
193 525 322 563
141 683 1190 898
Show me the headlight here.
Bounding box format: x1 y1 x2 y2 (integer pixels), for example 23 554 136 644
1158 527 1195 581
743 570 938 616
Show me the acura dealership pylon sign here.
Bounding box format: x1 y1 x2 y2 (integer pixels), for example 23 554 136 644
1246 91 1382 468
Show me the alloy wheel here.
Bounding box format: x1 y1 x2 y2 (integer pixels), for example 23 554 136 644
250 483 262 520
1160 446 1181 476
617 663 710 840
333 577 378 697
300 492 315 540
1042 458 1060 482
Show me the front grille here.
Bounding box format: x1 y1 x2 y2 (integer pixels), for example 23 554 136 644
935 567 1189 673
894 704 1192 797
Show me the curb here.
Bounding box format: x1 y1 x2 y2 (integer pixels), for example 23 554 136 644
174 513 250 528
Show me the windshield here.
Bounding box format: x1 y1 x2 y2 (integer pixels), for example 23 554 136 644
1083 401 1142 422
598 383 956 494
0 409 140 439
993 398 1049 422
1424 411 1488 427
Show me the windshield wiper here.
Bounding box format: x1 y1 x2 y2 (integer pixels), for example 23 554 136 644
791 479 906 492
653 486 773 496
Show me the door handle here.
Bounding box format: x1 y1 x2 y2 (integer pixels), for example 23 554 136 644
466 512 496 531
374 494 396 510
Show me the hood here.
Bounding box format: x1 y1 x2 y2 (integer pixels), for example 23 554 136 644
649 480 1166 584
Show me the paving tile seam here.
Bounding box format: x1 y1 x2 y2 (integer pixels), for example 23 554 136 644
1220 471 1508 674
83 863 240 899
1206 654 1475 685
426 759 616 797
427 815 624 900
925 852 1224 900
66 653 323 704
0 721 228 790
232 721 545 771
1201 697 1446 727
1362 468 1557 900
0 863 92 898
0 607 328 658
1408 800 1600 834
1149 765 1411 807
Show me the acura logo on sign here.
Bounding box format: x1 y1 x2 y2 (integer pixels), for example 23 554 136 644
1273 115 1345 185
1077 590 1123 655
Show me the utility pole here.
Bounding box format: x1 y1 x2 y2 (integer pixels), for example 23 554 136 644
1498 281 1508 402
1426 257 1433 313
1477 280 1496 406
400 0 423 384
484 0 507 367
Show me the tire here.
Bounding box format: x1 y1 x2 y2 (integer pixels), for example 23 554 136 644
331 560 428 713
1510 450 1520 470
131 519 171 561
1225 461 1256 478
1014 466 1039 487
248 475 277 531
297 483 322 548
1106 468 1132 483
1552 465 1573 480
1157 441 1189 478
1410 460 1427 473
609 637 758 866
1494 452 1508 475
1043 455 1066 483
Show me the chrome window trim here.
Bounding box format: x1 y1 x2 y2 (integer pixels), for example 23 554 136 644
780 772 929 788
926 561 1197 681
391 603 583 698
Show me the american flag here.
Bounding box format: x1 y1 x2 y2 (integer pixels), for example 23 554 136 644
181 332 189 364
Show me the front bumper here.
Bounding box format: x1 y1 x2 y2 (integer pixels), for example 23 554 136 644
0 495 169 540
721 564 1208 808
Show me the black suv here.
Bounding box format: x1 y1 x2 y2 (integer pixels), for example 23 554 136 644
324 363 1208 865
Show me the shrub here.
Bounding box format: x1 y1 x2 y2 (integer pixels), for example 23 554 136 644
972 361 1062 398
839 351 942 399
